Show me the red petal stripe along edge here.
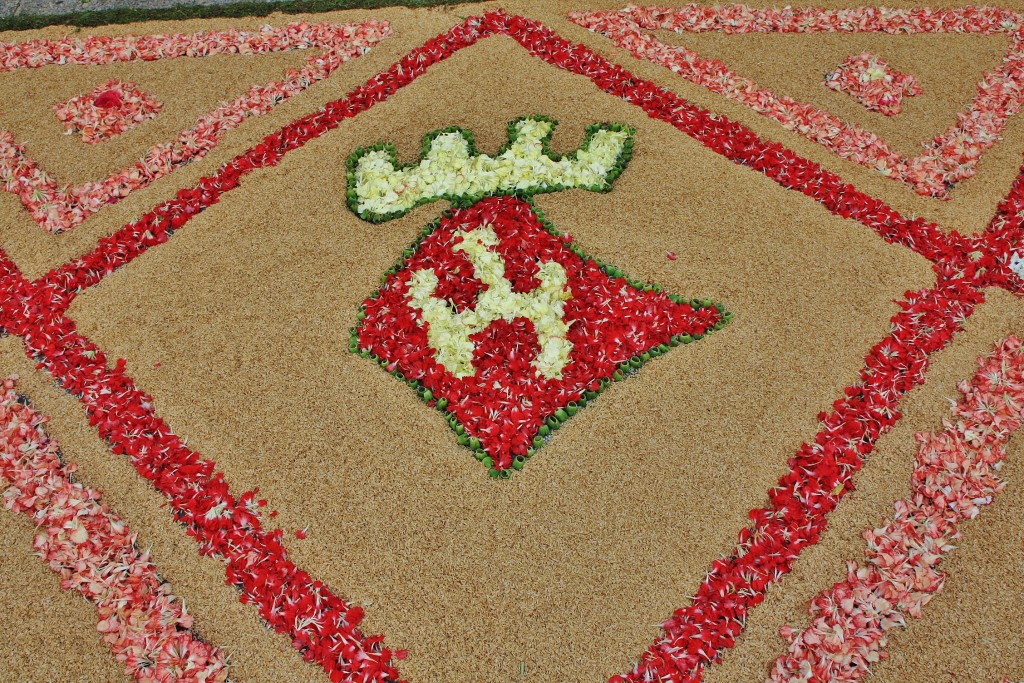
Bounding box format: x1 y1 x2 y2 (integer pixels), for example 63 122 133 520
768 335 1024 680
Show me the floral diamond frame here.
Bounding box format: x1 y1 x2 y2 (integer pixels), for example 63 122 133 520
0 9 1022 683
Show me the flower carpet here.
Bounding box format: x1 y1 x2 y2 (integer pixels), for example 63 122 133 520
0 2 1022 682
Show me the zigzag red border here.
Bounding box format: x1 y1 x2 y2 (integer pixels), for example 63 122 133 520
1 11 1023 683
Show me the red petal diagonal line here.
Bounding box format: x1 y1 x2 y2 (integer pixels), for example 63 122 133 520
966 157 1024 295
495 12 961 266
769 335 1024 680
609 278 985 683
4 306 407 683
0 378 230 682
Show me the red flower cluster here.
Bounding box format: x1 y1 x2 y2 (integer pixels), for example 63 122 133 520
824 52 922 116
355 196 723 472
94 89 123 108
53 80 163 143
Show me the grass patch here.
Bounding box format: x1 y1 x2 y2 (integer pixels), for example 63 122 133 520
0 0 486 33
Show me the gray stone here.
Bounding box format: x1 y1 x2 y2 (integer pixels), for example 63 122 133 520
1 0 257 20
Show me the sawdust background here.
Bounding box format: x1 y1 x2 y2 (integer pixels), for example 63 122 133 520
0 1 1023 682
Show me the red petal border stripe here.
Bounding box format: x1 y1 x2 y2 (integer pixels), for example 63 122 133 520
611 279 984 683
769 335 1024 681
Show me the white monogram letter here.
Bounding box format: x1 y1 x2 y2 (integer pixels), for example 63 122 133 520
407 225 573 379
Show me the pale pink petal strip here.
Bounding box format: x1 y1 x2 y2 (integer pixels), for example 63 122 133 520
0 21 391 233
570 6 1024 198
0 376 230 682
768 335 1024 681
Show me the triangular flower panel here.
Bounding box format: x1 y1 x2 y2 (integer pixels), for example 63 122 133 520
0 20 390 233
571 5 1024 198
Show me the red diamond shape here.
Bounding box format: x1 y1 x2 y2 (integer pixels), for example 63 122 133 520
54 80 163 143
824 52 922 116
353 196 726 474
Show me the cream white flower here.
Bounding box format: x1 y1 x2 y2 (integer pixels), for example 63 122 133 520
1010 250 1024 279
407 225 573 379
353 118 630 217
